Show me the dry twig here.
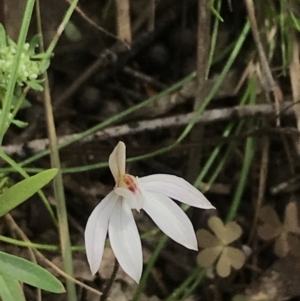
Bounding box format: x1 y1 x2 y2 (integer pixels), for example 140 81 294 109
2 102 295 157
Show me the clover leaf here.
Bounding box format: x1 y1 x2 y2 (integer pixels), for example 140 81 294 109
196 216 246 278
257 202 300 257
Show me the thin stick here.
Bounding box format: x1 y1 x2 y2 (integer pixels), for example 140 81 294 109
289 22 300 153
43 74 77 301
1 101 296 157
186 0 211 182
115 0 132 43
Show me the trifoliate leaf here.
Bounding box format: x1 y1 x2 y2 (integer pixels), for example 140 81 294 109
197 217 245 277
258 203 300 258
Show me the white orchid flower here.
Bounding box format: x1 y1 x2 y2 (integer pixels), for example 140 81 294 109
85 141 214 283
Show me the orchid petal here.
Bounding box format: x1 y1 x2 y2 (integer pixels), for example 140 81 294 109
84 191 118 275
140 174 214 209
143 192 198 250
109 200 143 283
109 141 126 183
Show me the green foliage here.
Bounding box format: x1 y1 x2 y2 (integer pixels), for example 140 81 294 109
0 23 51 136
0 275 26 301
0 3 64 301
0 168 58 217
0 252 65 294
0 24 49 92
0 168 62 299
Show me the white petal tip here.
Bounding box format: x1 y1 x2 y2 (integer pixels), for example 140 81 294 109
132 275 141 284
90 266 99 276
184 234 199 251
186 243 198 251
123 268 141 283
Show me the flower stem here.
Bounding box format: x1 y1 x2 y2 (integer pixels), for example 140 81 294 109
133 236 168 301
100 258 119 301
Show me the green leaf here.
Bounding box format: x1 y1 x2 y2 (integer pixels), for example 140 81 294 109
0 252 65 293
0 274 25 301
7 37 16 47
28 34 40 55
0 23 7 47
11 119 28 128
290 12 300 31
21 98 32 109
0 168 58 216
26 81 44 91
64 21 82 42
11 92 32 109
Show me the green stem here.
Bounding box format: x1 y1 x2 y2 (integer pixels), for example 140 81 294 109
178 269 205 301
0 235 84 251
226 136 255 222
45 0 79 57
163 267 201 301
